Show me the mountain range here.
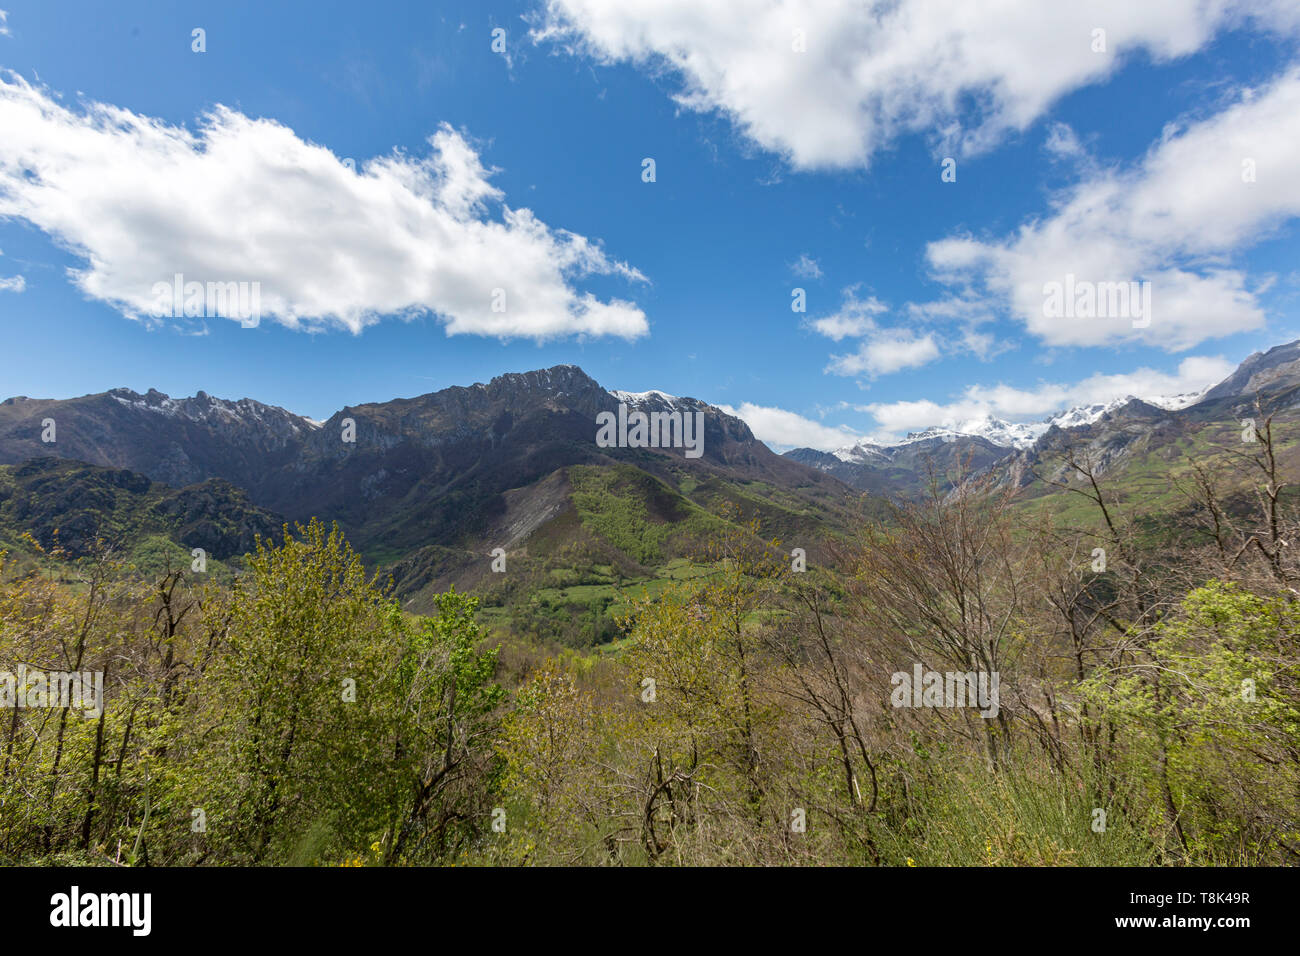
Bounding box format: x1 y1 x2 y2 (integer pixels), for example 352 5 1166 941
787 340 1300 496
2 340 1298 633
0 365 856 627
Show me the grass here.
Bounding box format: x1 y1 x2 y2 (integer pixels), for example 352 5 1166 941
873 753 1159 866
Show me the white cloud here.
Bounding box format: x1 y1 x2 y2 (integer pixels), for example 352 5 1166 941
926 67 1300 351
0 243 18 291
0 74 648 338
806 286 942 377
718 400 868 451
790 252 822 279
863 355 1235 434
806 287 887 341
532 0 1300 170
826 333 940 376
0 11 9 37
902 294 1011 361
1043 122 1084 159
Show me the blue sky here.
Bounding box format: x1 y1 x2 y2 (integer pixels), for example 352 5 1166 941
1 0 1299 449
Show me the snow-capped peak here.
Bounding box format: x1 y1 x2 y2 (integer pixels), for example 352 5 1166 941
831 441 887 463
1144 387 1210 411
1041 385 1210 433
610 388 679 405
607 388 715 415
899 416 1048 450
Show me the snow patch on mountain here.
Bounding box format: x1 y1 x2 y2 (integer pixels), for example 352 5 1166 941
108 388 316 432
830 442 887 463
607 389 717 418
610 389 679 405
904 418 1046 449
1145 389 1211 411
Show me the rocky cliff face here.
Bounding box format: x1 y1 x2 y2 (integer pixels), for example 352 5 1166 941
0 387 316 491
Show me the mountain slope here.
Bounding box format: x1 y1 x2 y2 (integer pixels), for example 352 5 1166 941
0 457 284 570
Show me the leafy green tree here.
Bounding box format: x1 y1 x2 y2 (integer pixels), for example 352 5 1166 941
383 588 504 864
169 519 398 863
1081 581 1300 863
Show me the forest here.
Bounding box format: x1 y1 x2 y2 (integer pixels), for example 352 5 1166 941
1 423 1296 867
